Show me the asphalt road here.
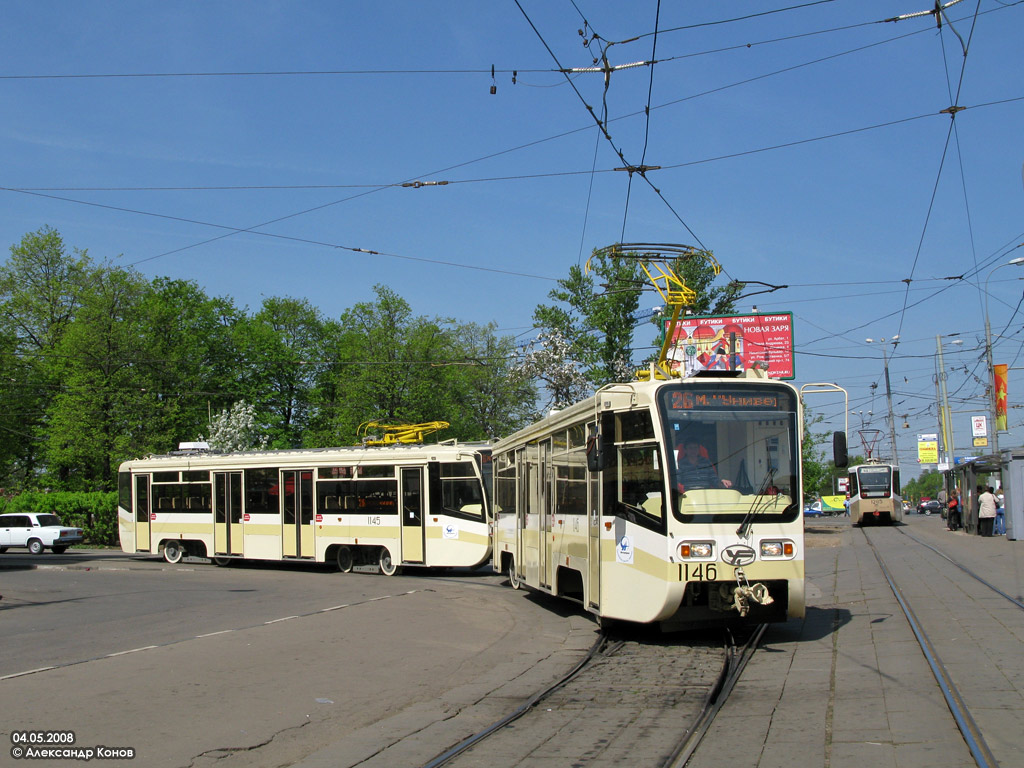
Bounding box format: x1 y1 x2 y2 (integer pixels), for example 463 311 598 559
0 552 589 768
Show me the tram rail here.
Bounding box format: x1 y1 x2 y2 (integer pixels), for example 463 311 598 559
419 624 767 768
860 527 999 768
895 527 1024 611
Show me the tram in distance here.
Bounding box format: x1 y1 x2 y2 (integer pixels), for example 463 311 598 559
847 461 903 526
491 370 848 630
117 442 492 574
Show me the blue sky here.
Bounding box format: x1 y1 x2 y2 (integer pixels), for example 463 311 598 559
2 1 1023 471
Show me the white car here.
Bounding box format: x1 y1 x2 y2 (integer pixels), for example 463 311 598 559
0 512 84 554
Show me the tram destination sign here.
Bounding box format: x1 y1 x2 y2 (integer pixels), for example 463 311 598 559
667 389 789 412
664 312 795 380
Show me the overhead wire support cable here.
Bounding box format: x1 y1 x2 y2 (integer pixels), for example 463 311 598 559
512 0 708 253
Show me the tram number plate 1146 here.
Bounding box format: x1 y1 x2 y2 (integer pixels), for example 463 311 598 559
681 563 730 581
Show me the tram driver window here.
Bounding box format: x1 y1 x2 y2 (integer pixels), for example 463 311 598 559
602 410 664 533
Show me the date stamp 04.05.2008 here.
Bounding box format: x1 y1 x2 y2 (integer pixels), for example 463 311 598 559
10 731 135 761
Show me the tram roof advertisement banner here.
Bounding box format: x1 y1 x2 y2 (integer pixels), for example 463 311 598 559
664 312 795 379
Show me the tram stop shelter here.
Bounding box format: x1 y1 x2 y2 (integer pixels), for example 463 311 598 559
944 449 1024 540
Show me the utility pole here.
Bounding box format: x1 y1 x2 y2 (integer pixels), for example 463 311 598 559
867 337 899 465
935 335 955 467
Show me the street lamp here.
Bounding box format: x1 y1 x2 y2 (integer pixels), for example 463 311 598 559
984 256 1024 456
866 336 900 464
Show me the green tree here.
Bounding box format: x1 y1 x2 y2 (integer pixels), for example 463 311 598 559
44 264 151 491
132 277 243 455
531 251 641 398
426 321 536 439
0 227 95 489
233 296 328 448
308 286 454 444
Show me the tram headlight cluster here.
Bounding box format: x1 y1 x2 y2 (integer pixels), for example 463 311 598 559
759 540 795 559
678 541 714 559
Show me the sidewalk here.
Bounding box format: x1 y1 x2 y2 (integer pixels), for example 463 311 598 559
691 514 1024 768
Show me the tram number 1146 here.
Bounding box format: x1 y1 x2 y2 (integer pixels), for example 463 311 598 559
683 563 719 581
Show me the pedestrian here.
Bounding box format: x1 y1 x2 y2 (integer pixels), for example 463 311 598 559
946 489 960 531
844 495 850 517
978 485 997 537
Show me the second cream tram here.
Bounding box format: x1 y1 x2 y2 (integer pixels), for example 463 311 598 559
847 462 903 525
117 442 491 574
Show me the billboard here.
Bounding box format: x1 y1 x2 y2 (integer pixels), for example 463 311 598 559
665 312 795 379
917 433 938 464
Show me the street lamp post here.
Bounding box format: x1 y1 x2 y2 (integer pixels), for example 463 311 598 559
983 256 1024 457
866 336 900 465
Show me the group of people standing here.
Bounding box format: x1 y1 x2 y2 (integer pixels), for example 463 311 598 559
945 485 1001 536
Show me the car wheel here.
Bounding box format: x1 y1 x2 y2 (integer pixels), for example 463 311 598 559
51 546 67 554
28 538 44 555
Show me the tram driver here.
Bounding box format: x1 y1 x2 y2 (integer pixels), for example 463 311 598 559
675 437 732 493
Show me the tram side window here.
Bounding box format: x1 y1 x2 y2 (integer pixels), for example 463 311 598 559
151 480 212 512
553 426 587 516
245 468 279 514
440 462 484 521
317 476 398 514
847 473 859 497
118 472 131 510
494 453 516 517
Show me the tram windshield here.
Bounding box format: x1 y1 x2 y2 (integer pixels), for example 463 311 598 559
658 384 799 522
858 465 894 498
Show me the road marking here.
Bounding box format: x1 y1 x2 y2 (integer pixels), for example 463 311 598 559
107 646 159 657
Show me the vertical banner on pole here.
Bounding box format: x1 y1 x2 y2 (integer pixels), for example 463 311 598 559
994 364 1008 431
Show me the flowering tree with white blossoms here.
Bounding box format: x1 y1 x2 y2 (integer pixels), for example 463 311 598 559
200 400 269 452
513 329 591 413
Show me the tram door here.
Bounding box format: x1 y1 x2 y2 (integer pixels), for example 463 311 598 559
514 447 526 585
522 443 540 586
214 472 244 556
282 469 314 558
401 467 424 563
588 472 601 610
539 440 551 589
134 475 151 553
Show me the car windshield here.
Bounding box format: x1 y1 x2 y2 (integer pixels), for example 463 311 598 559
37 514 62 527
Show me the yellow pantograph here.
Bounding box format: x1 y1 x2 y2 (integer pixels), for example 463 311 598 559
588 243 721 380
356 421 450 445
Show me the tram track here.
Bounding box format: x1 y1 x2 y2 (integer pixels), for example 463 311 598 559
895 527 1024 610
417 623 767 768
860 527 999 768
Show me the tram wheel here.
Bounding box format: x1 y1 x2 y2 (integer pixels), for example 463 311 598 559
378 547 400 576
213 555 232 567
336 546 354 573
163 540 184 564
507 557 521 590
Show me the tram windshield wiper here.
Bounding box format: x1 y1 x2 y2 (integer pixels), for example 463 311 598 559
736 468 775 539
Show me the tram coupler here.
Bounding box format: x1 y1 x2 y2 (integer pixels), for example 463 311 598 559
731 568 774 617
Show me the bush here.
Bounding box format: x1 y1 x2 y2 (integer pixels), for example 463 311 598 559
0 491 119 546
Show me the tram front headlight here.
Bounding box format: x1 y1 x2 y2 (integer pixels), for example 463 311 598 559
678 541 714 559
760 540 795 559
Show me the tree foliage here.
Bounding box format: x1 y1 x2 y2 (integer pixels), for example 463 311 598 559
0 230 533 494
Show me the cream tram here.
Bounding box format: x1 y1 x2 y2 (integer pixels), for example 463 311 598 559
492 371 837 629
117 443 491 573
847 462 902 525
